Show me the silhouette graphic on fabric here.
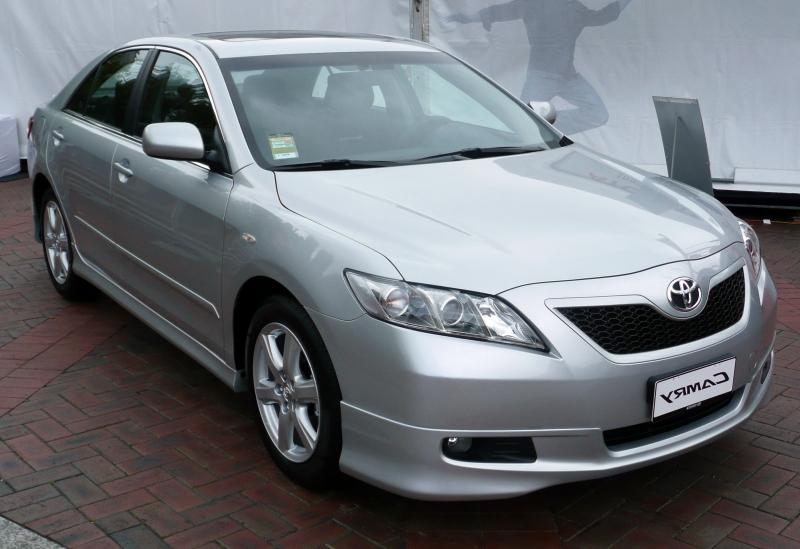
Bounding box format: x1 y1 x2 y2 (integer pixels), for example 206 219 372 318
447 0 632 135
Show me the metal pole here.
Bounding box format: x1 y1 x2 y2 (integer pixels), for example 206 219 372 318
410 0 430 42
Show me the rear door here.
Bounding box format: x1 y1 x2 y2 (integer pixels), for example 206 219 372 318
106 49 233 355
48 48 151 268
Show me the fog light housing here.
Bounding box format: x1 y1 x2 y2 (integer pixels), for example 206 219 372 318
446 437 473 453
442 437 536 463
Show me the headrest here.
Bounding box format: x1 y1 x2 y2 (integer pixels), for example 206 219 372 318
242 72 293 108
324 71 375 111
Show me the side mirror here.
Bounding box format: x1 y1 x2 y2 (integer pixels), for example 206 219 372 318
529 101 557 125
142 122 205 161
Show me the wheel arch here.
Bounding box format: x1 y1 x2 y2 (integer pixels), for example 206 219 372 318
31 173 53 243
232 276 301 374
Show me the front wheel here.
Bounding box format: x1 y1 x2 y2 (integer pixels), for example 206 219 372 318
246 296 342 488
40 189 96 301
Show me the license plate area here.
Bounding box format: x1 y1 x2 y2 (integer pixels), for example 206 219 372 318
652 358 736 420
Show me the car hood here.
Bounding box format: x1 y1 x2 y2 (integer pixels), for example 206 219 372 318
275 145 741 294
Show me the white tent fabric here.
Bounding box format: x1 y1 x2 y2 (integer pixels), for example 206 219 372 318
5 1 796 179
431 0 800 179
0 0 409 158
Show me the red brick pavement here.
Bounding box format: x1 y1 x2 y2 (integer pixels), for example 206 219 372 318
1 177 799 548
0 181 70 349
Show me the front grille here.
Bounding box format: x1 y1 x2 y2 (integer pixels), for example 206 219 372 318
603 389 740 449
557 269 745 354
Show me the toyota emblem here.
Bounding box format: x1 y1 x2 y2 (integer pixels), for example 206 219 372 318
668 277 702 312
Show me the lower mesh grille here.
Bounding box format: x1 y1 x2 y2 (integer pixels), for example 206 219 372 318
603 389 740 449
558 269 745 354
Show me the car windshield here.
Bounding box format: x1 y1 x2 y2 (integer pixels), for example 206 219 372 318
220 50 563 169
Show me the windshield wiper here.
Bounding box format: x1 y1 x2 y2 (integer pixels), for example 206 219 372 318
413 145 548 162
274 159 401 171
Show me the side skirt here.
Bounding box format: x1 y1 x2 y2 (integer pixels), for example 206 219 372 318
72 253 246 392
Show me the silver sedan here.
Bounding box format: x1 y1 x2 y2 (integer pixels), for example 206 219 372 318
27 31 777 500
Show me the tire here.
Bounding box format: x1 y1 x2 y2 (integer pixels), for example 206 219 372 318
39 188 96 301
245 295 342 488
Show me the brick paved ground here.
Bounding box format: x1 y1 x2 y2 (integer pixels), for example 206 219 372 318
0 177 799 548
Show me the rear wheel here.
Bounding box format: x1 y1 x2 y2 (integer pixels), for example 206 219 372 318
246 296 342 487
40 189 95 300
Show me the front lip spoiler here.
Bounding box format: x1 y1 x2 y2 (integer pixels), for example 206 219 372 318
338 356 772 500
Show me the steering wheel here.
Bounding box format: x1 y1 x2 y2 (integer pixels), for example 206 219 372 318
399 116 452 145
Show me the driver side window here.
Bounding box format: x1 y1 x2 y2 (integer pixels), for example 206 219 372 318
135 51 217 149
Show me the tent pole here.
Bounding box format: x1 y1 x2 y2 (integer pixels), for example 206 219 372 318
410 0 430 42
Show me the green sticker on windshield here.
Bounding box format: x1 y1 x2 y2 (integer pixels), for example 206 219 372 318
268 134 299 160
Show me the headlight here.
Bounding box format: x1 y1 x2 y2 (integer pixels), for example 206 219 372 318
738 220 762 278
346 271 546 350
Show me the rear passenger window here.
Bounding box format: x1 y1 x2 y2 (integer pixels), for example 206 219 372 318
136 52 217 148
72 50 148 130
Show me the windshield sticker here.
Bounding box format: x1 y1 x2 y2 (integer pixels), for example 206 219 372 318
268 134 299 160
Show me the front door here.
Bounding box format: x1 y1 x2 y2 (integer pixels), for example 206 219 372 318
107 50 232 355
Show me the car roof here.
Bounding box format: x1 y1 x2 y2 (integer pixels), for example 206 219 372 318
124 31 437 59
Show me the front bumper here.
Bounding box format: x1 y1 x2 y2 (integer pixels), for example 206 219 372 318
338 361 771 500
312 247 777 500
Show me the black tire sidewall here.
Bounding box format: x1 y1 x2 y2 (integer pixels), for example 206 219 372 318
39 189 89 300
245 295 342 487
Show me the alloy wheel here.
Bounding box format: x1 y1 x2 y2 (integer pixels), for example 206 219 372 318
252 322 321 463
43 200 70 284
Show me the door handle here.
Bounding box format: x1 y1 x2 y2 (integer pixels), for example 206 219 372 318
113 161 134 182
52 130 65 146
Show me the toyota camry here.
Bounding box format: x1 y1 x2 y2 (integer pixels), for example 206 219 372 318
27 31 777 500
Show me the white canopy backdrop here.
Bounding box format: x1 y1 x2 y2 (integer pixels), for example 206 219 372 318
431 0 800 180
2 0 798 182
0 0 409 158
